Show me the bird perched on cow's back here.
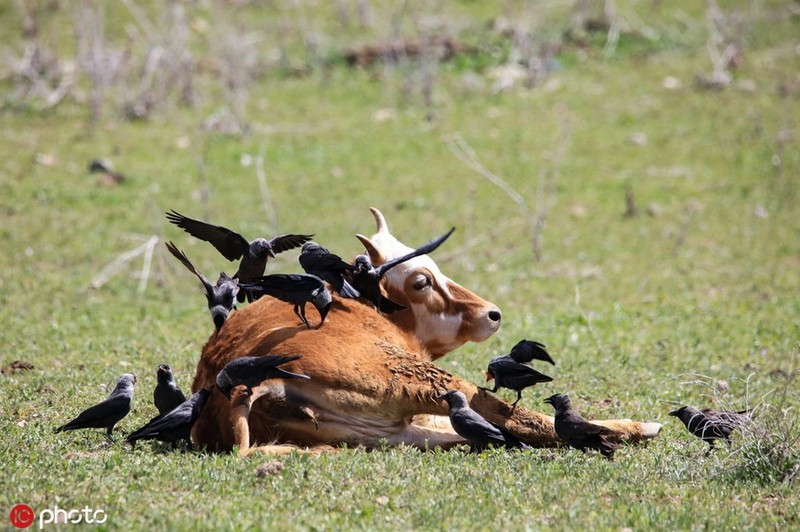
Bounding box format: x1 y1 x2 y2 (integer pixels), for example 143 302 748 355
238 273 331 329
509 339 556 366
544 393 618 460
298 242 360 298
126 388 212 449
480 355 553 407
153 364 186 416
437 390 530 452
349 226 455 313
165 210 313 302
165 241 239 331
216 354 311 398
669 405 750 456
55 373 136 441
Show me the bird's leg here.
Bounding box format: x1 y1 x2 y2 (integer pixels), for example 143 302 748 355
295 304 311 329
477 384 499 395
511 391 523 408
105 427 116 441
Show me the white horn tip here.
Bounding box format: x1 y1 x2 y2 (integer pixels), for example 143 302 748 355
369 207 389 233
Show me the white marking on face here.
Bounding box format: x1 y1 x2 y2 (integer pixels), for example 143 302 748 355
412 310 462 351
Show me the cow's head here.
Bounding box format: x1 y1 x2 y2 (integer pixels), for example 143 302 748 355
356 208 502 358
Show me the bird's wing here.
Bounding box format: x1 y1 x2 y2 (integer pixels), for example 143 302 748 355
452 408 507 442
509 339 555 365
165 210 249 261
240 274 323 300
268 234 314 254
375 227 455 276
60 394 130 429
557 413 614 440
128 401 192 440
489 357 551 379
165 241 214 293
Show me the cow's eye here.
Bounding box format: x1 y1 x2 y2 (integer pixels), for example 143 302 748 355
412 274 432 291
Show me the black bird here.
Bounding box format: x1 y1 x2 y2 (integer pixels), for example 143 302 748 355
509 339 556 366
216 355 310 398
480 355 553 407
126 388 211 449
239 274 332 329
165 241 239 330
153 364 186 416
55 373 136 440
669 405 750 456
544 393 618 459
165 210 313 302
298 242 360 298
350 227 455 313
437 390 530 452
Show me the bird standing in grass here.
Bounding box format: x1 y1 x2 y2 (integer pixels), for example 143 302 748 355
165 210 313 302
349 227 455 313
216 355 310 398
299 242 360 298
153 364 186 416
437 390 530 452
165 241 239 330
544 393 618 459
126 388 211 449
239 273 332 328
55 373 136 441
668 405 750 456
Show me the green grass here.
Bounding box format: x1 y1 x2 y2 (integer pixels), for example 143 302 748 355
1 0 799 529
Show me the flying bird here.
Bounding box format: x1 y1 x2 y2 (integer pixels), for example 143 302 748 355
55 373 136 440
126 388 211 449
165 210 313 301
437 390 530 452
509 339 556 366
216 354 310 398
544 393 618 459
349 226 455 313
298 242 360 298
239 274 332 328
480 355 553 407
669 405 750 455
165 241 239 330
153 364 186 416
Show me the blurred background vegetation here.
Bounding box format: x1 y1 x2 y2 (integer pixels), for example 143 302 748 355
1 0 798 528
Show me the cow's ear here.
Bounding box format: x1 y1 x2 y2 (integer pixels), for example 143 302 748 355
356 234 386 266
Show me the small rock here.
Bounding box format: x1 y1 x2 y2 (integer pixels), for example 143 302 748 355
1 360 35 375
255 460 284 477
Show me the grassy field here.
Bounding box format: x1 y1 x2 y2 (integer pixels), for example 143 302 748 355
1 0 799 529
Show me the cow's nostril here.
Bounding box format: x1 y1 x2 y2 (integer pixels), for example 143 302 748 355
488 309 502 322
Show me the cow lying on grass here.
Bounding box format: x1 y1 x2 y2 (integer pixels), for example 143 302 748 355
191 208 662 454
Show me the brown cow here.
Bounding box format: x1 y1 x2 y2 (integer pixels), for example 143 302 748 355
191 208 661 454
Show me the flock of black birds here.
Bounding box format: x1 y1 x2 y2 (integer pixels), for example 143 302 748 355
163 209 455 329
55 357 311 450
54 210 753 457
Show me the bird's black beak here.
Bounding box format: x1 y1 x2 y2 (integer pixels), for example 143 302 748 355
668 409 680 417
435 393 447 401
543 396 554 405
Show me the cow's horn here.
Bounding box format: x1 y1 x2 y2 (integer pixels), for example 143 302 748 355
356 234 386 265
369 207 389 234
